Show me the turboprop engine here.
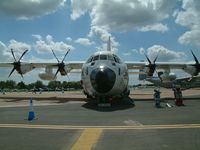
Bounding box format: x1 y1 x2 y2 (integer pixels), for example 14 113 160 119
183 51 200 76
8 49 35 78
158 71 176 82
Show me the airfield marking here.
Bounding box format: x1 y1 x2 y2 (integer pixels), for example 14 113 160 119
1 123 200 130
71 128 102 150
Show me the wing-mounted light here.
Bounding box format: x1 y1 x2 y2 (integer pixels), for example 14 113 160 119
190 50 200 76
51 49 70 78
8 49 28 78
144 54 158 76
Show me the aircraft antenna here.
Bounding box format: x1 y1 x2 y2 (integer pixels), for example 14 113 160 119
107 36 111 51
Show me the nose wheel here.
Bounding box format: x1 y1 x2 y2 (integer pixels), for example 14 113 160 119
97 96 111 107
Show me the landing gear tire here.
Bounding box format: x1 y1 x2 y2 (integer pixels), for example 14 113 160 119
98 97 111 107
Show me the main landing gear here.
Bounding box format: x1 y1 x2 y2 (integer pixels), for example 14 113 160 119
97 96 111 107
154 89 161 108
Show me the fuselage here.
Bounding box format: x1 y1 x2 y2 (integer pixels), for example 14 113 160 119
81 51 129 99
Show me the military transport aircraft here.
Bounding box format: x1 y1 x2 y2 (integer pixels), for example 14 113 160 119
0 37 199 103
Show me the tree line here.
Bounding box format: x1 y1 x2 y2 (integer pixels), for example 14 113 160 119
0 80 82 90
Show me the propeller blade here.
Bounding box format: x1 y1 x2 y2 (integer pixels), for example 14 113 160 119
18 49 28 61
52 49 70 77
191 50 199 64
144 54 159 77
153 55 158 63
11 49 17 61
66 74 70 81
8 67 16 78
64 68 68 75
62 49 70 62
8 49 27 78
20 73 24 79
54 68 60 78
52 49 60 63
144 54 151 64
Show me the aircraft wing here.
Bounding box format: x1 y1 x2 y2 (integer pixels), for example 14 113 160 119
0 61 84 69
30 61 84 70
126 62 145 70
0 63 15 67
176 75 200 83
126 61 188 70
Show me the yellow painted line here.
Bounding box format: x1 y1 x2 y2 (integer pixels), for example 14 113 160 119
0 123 200 130
71 128 102 150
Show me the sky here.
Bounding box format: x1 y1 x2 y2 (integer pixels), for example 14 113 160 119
0 0 200 84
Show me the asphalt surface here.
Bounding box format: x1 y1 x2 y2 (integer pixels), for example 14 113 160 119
0 95 200 150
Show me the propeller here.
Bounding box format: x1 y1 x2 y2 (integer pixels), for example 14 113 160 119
52 49 70 78
191 50 200 76
8 49 28 78
144 54 158 76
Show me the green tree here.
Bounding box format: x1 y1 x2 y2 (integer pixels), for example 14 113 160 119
26 83 35 90
48 81 61 90
0 81 5 89
34 80 44 89
61 81 82 90
17 81 26 89
5 80 16 89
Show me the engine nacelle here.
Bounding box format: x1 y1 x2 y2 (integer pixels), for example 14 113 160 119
159 72 176 82
19 63 35 74
182 65 199 76
38 67 56 80
144 66 155 77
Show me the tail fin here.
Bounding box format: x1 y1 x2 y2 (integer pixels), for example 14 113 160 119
107 36 111 51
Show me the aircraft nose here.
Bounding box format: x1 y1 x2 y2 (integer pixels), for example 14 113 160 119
90 67 116 93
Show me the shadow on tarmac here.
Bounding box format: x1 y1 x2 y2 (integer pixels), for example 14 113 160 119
82 97 135 112
3 97 87 104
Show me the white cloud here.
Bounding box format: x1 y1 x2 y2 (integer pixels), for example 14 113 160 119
132 49 139 54
8 40 31 61
122 52 132 56
146 45 186 62
139 47 145 55
0 41 11 62
0 40 31 62
88 25 111 42
72 0 175 32
70 0 95 20
8 40 31 52
0 0 66 19
66 37 72 42
32 34 42 40
75 38 94 46
88 26 119 52
175 0 200 48
71 0 176 53
33 34 74 54
178 30 200 47
139 23 169 33
95 42 118 53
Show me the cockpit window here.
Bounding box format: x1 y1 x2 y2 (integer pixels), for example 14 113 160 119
113 54 121 63
108 54 114 61
93 55 99 61
86 56 93 63
100 54 107 60
90 54 121 62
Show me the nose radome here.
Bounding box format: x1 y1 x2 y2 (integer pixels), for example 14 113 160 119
90 67 116 93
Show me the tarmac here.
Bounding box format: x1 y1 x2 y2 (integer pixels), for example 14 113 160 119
0 88 200 150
